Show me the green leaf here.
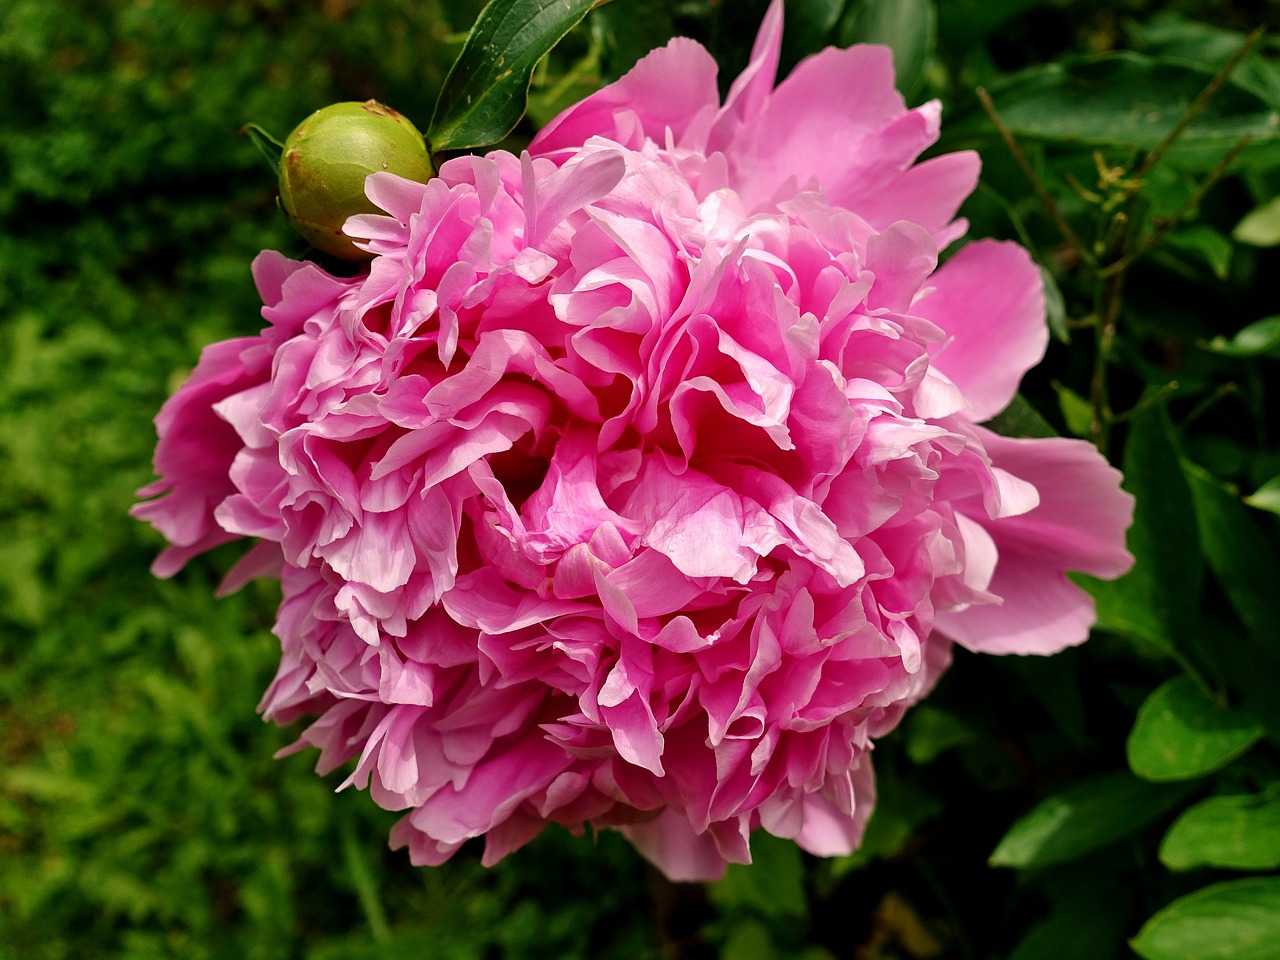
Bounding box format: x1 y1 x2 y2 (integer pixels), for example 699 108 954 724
1052 381 1093 438
1202 315 1280 359
711 831 807 920
831 765 942 873
990 771 1194 869
1042 266 1069 343
982 393 1058 439
1245 475 1280 516
1130 13 1280 108
967 54 1280 171
1160 791 1280 871
591 0 672 80
779 0 845 79
904 705 978 764
1007 867 1133 960
1131 877 1280 960
1233 196 1280 247
340 819 391 943
1183 461 1280 644
1164 225 1233 280
838 0 937 98
1079 406 1201 654
429 0 607 151
1127 676 1263 782
936 0 1047 50
238 122 284 175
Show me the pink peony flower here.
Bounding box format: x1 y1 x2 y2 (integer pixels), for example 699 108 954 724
134 1 1133 881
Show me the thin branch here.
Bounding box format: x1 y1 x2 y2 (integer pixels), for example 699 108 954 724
1183 381 1239 428
1109 380 1181 424
1089 213 1137 453
1100 134 1253 278
976 86 1090 264
1134 26 1265 180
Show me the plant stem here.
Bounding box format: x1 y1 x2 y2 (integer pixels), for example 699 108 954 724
1133 26 1265 181
1100 134 1253 278
976 86 1090 265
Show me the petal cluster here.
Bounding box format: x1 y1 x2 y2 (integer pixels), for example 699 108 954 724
135 1 1132 881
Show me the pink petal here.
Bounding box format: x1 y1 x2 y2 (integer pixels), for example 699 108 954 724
938 430 1134 654
916 241 1048 422
530 38 721 157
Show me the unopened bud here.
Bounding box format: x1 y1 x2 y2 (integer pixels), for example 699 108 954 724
278 100 433 260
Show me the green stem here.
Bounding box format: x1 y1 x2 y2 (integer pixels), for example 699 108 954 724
340 819 391 944
1100 134 1252 279
239 122 284 176
1133 27 1264 180
977 87 1091 266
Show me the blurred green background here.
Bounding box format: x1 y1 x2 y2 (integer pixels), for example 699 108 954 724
3 1 1279 958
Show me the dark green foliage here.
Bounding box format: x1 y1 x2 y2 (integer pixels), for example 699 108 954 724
4 0 1279 957
427 0 606 150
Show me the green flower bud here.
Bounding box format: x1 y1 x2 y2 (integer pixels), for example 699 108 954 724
278 100 433 261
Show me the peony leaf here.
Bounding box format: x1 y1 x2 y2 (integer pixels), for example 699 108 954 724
1160 790 1280 871
990 772 1193 868
962 53 1280 171
1183 460 1280 644
711 832 807 920
1233 196 1280 247
1052 381 1092 438
1007 870 1133 960
982 393 1057 439
1201 315 1280 359
1079 407 1201 655
776 0 845 76
936 0 1044 51
832 768 942 873
838 0 937 98
1042 266 1069 343
1131 877 1280 960
590 0 673 80
1179 461 1280 735
1244 474 1280 516
1127 676 1263 782
429 0 608 151
1163 225 1233 280
239 122 284 175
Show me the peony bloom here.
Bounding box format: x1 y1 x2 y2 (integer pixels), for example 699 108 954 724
134 2 1133 881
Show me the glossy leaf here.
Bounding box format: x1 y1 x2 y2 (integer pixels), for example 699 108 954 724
1131 877 1280 960
778 0 845 78
969 54 1280 171
1202 315 1280 359
1233 196 1280 247
1128 676 1263 782
1129 14 1280 107
1160 791 1280 871
711 831 807 920
904 705 978 764
1245 475 1280 516
832 765 943 873
1042 266 1069 343
429 0 607 151
838 0 936 97
591 0 674 80
1007 868 1133 960
1164 225 1233 280
936 0 1047 50
1183 461 1280 643
983 393 1058 439
1080 407 1201 654
990 772 1194 868
1052 381 1092 438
